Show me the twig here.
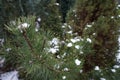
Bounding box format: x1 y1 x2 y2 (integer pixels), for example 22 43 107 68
22 30 34 52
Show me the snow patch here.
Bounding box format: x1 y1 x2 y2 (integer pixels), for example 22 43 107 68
100 78 106 80
75 59 81 66
86 38 92 43
67 43 72 47
0 57 5 68
111 69 116 73
94 66 100 71
62 76 66 80
0 71 19 80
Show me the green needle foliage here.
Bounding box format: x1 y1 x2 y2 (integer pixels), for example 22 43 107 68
67 0 120 75
2 15 84 80
1 0 120 80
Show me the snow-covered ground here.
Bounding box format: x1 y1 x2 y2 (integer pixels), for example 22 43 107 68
0 71 19 80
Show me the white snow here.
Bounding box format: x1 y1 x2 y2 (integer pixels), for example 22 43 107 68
18 23 30 29
0 57 5 68
62 25 66 28
118 15 120 18
49 38 59 45
75 45 80 49
94 66 100 71
37 17 41 22
80 70 83 73
80 51 83 54
116 36 120 62
87 38 92 43
56 55 61 59
113 65 120 69
55 3 59 6
67 43 73 47
62 76 66 80
70 39 77 43
93 33 96 35
0 71 19 80
18 23 30 33
75 59 81 66
10 21 16 25
63 67 69 71
6 48 12 52
48 48 59 54
67 31 72 34
86 24 92 28
118 5 120 8
100 78 106 80
35 22 40 32
111 16 114 19
70 37 80 43
0 38 4 46
111 69 116 73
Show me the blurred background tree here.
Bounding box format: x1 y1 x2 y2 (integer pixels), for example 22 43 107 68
67 0 120 73
56 0 75 23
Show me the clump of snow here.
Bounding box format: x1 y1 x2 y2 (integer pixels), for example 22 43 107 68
80 70 83 73
75 59 81 66
70 37 81 43
118 15 120 18
63 67 69 71
0 57 5 68
93 33 96 35
0 38 4 46
80 51 83 54
62 25 66 28
68 25 72 29
18 23 30 33
86 24 92 28
35 21 40 32
48 48 59 54
100 78 106 80
94 66 100 71
37 17 41 22
116 5 120 9
62 76 66 80
67 43 73 47
49 38 59 46
18 23 30 29
111 16 114 19
86 38 92 43
6 48 12 52
0 71 19 80
116 36 120 62
70 39 76 43
10 21 16 25
113 65 120 69
73 10 76 12
75 45 80 49
111 69 116 73
56 55 61 59
35 17 41 32
54 3 59 6
67 31 72 34
48 38 60 54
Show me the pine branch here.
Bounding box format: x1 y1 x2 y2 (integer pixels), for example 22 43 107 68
22 30 34 52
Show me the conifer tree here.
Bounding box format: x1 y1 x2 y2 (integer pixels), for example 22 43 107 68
1 0 120 80
67 0 120 73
